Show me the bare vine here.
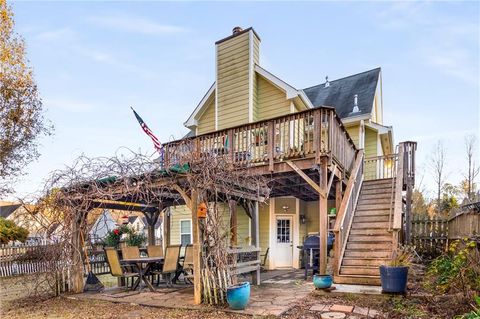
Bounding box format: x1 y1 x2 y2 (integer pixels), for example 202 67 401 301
19 142 269 304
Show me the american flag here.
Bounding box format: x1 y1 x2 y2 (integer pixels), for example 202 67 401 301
131 107 162 152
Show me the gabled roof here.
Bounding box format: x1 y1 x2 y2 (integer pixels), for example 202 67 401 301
128 216 139 224
184 83 215 129
303 68 381 119
0 202 21 218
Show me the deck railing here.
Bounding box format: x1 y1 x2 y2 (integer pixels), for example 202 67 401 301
163 107 357 175
363 154 398 181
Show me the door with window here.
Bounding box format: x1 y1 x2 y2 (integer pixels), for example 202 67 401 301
275 216 293 267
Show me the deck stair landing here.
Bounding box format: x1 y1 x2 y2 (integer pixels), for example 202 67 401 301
337 178 395 285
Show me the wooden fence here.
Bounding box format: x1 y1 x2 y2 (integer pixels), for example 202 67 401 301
448 211 480 240
410 214 449 258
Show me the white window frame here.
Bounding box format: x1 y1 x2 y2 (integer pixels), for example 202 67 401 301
179 219 193 245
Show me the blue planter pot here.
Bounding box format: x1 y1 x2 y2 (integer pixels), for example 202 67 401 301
226 282 250 310
313 274 333 289
380 265 409 293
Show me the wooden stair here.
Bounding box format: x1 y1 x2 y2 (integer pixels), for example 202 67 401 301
335 178 395 285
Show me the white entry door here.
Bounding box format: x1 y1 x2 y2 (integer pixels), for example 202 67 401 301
275 216 293 268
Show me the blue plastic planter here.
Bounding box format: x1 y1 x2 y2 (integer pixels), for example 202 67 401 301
380 265 408 293
226 282 250 310
313 274 333 289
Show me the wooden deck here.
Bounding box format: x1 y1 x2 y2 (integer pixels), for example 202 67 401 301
163 107 357 181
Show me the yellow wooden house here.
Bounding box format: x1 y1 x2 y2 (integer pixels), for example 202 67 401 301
162 27 415 285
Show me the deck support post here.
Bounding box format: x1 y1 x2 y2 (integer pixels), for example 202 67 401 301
335 180 342 213
319 157 329 275
229 200 238 246
250 201 260 285
164 208 171 247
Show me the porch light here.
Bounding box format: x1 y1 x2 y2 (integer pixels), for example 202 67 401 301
282 205 289 212
386 159 393 168
300 214 307 224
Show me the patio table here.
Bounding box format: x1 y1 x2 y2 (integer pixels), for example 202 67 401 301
122 257 164 291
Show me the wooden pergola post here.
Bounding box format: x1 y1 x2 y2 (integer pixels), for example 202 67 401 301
190 189 202 305
71 210 88 293
143 204 162 246
319 158 329 275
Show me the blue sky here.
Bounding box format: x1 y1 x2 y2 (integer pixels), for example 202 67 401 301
7 1 480 200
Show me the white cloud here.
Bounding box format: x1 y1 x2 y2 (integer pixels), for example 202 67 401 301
44 97 97 113
376 2 479 87
36 27 76 41
88 14 187 35
33 26 158 79
421 47 479 86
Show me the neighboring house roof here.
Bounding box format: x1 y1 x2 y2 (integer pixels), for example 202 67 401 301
303 68 381 119
141 217 162 229
128 216 139 224
0 202 21 218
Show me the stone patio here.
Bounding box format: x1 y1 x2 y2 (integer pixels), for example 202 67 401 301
308 303 383 318
76 270 312 316
75 270 384 317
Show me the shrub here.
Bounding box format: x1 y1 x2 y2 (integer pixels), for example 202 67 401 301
125 232 146 247
0 217 29 244
426 239 480 299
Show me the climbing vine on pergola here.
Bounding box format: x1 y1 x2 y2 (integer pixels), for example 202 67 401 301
29 145 269 304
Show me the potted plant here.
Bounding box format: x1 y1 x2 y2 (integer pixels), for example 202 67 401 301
226 282 250 310
313 274 333 289
125 232 146 247
103 225 131 248
380 245 413 293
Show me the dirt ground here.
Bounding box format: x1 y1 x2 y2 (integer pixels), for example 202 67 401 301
0 291 473 319
1 297 248 319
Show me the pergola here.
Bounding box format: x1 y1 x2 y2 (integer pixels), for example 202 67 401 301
46 157 269 305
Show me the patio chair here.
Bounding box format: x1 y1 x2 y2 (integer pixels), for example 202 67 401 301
162 245 181 287
147 245 163 258
147 245 164 285
121 246 140 259
104 247 140 291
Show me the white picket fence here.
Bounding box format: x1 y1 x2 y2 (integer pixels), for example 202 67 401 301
0 241 61 277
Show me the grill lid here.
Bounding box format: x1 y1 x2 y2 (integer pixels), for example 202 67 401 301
303 235 320 249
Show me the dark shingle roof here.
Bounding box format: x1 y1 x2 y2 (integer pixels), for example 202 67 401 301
303 68 381 119
0 204 21 218
128 216 138 224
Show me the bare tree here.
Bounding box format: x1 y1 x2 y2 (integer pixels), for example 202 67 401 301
429 141 447 211
463 134 479 201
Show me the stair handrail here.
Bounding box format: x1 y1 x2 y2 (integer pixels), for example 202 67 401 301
333 149 364 276
391 143 405 248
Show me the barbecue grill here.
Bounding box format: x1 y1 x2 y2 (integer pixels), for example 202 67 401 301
298 233 334 279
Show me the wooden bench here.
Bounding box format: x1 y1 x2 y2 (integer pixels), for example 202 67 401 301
228 246 261 285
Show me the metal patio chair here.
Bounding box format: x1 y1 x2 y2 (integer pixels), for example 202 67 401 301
104 247 140 292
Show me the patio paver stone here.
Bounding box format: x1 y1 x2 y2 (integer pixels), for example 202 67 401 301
353 306 369 316
330 304 354 313
321 312 346 319
310 304 328 312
